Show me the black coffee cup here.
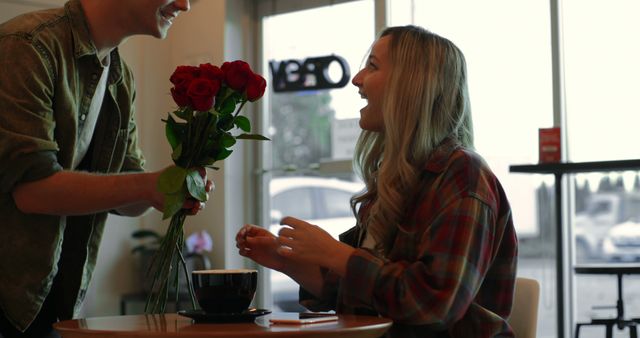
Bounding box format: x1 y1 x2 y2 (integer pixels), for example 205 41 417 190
192 269 258 314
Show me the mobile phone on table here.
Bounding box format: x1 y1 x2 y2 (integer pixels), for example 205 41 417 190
269 312 339 324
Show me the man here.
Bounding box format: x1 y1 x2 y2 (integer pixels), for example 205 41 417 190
0 1 202 337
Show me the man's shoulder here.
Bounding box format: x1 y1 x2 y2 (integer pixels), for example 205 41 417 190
0 7 67 38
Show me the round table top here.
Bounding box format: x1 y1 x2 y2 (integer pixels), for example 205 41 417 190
53 313 392 338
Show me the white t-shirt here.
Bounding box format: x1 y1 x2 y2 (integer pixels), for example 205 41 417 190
73 55 110 169
361 230 376 250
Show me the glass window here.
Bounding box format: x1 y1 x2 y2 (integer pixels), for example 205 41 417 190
263 1 375 172
322 188 355 218
389 1 554 336
272 188 314 220
563 1 640 334
563 0 640 162
260 0 374 312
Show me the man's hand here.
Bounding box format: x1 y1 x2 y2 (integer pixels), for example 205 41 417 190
183 167 214 215
150 166 213 216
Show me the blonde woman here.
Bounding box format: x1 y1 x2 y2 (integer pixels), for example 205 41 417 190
236 25 517 338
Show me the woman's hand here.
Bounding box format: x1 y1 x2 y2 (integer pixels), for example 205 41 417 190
236 223 328 295
277 216 355 276
236 224 287 271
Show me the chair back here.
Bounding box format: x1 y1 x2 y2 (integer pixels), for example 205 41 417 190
507 277 540 338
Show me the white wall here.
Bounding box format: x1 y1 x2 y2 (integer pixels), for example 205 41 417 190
83 0 238 317
0 0 65 22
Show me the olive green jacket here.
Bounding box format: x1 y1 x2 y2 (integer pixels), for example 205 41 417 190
0 0 144 331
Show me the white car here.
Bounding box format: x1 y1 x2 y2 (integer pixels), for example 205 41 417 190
268 176 364 311
574 192 640 262
602 220 640 262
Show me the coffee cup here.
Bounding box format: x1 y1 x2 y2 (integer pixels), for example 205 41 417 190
192 269 258 314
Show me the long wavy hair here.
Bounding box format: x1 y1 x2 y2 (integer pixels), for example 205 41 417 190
351 25 474 254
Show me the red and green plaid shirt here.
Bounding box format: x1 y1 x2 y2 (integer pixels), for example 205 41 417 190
301 138 518 338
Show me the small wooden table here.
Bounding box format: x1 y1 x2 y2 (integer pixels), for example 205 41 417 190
53 313 392 338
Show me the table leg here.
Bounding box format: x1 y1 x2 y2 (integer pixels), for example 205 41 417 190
606 323 613 338
554 173 566 338
617 273 625 330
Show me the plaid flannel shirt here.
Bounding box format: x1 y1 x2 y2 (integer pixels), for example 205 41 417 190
301 138 518 338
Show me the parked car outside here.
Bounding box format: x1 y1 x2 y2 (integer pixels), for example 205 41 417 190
602 220 640 262
268 176 364 312
574 192 640 262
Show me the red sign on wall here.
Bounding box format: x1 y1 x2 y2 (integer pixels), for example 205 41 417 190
539 127 561 163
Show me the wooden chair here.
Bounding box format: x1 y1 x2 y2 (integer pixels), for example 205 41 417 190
508 277 540 338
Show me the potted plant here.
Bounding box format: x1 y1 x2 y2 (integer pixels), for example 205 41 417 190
131 229 212 295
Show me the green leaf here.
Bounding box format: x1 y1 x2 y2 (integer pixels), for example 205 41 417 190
174 107 193 121
206 113 219 133
171 143 183 162
218 95 237 115
218 114 235 131
162 190 186 220
236 133 271 141
186 169 207 202
234 116 251 132
201 142 216 161
230 91 243 103
165 116 185 150
201 157 217 166
221 133 236 148
214 148 233 161
214 87 231 110
157 166 187 194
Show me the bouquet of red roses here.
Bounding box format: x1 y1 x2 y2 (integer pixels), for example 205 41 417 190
146 60 268 313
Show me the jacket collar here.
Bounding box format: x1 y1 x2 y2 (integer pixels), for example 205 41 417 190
65 0 123 85
65 0 95 58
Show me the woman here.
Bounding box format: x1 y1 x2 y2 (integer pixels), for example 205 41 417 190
236 25 517 338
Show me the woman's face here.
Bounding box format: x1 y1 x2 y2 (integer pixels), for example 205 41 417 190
352 35 392 132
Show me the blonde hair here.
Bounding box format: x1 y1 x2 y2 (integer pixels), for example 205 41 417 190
351 25 473 253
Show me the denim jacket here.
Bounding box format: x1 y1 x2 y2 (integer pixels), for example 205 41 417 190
0 0 144 331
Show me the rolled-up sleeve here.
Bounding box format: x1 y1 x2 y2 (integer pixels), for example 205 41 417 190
119 67 145 173
341 197 498 329
299 267 340 311
0 35 62 193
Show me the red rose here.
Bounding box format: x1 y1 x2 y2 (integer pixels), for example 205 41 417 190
170 86 190 107
187 78 220 111
221 60 253 91
170 65 199 107
170 65 199 87
246 73 266 101
199 63 224 83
